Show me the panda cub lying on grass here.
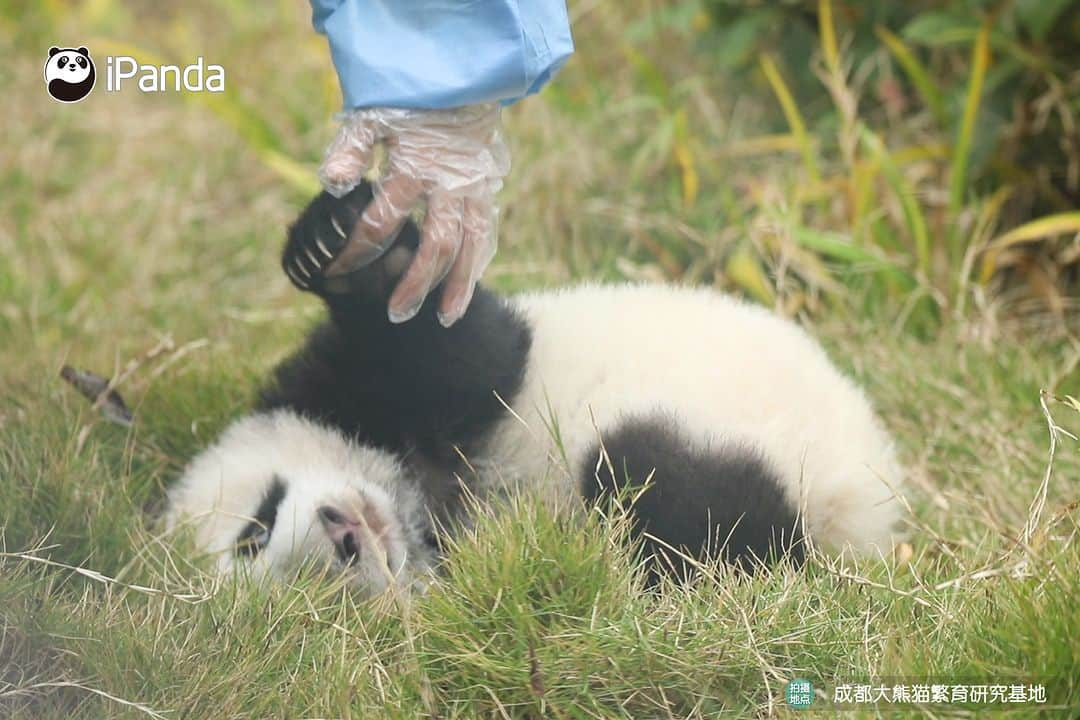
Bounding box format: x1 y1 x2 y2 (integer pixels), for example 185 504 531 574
166 183 904 596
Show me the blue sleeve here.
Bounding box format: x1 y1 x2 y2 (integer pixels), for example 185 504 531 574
310 1 574 110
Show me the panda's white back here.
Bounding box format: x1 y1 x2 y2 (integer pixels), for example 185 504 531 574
480 283 903 554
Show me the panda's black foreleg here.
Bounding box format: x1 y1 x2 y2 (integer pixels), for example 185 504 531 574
260 185 532 482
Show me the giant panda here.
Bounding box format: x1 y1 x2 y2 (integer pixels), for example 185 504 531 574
165 183 904 596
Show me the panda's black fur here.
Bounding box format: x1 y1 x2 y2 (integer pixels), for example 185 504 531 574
257 184 804 576
583 415 803 580
258 187 533 528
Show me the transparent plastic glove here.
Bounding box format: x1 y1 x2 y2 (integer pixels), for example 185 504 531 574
319 103 510 327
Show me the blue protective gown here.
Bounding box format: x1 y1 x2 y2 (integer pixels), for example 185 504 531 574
310 1 575 110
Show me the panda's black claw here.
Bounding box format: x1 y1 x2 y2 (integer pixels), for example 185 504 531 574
329 215 347 241
314 235 335 260
282 182 420 301
291 257 314 286
303 246 324 271
285 264 311 290
296 258 313 279
283 189 368 294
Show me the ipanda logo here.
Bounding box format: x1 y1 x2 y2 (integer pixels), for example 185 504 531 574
44 47 96 103
45 45 225 103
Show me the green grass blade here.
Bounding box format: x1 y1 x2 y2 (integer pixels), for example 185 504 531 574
672 108 699 209
874 25 947 127
987 211 1080 250
858 127 931 278
818 0 841 77
759 54 820 188
948 20 991 238
980 211 1080 284
724 243 775 306
788 225 915 289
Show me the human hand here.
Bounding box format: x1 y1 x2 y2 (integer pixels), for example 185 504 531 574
319 104 510 327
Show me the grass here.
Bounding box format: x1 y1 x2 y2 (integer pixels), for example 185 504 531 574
2 0 1079 717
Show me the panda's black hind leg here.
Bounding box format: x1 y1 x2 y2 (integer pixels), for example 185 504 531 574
580 414 805 583
282 182 419 303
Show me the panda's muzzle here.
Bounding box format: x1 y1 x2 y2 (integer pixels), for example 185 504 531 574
318 505 363 566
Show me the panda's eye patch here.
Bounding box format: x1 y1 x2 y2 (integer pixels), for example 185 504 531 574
235 475 287 558
76 56 87 68
58 55 68 66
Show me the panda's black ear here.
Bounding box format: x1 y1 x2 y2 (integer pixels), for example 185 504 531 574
77 47 89 56
49 47 60 57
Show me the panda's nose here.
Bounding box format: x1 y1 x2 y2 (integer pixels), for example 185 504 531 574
317 505 362 565
68 64 76 69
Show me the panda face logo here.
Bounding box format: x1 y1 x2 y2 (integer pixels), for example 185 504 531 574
44 46 96 103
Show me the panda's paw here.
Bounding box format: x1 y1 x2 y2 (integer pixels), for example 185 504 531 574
282 187 371 295
283 184 418 303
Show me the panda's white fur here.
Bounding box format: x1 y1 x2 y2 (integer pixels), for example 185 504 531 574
165 411 435 596
168 282 902 594
481 284 902 554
